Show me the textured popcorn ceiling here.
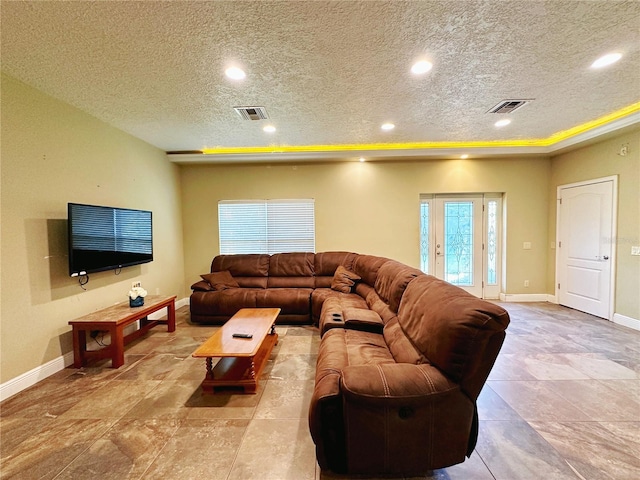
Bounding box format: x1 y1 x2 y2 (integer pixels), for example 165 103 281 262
2 0 639 161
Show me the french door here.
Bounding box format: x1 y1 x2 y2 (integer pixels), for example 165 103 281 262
420 194 502 298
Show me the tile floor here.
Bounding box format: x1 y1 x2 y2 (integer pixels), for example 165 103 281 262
1 302 639 479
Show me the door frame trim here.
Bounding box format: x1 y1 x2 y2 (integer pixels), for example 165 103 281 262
555 175 618 320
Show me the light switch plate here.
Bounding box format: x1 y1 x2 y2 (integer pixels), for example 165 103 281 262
632 246 640 256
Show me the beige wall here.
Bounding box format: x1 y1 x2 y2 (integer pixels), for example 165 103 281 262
0 74 185 383
180 157 551 296
548 128 640 320
3 70 636 389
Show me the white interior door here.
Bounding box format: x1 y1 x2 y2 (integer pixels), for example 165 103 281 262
557 178 615 319
434 196 484 297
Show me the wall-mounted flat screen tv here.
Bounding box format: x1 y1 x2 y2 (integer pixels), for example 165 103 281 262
68 203 153 276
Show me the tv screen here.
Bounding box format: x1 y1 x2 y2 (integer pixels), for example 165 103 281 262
68 203 153 276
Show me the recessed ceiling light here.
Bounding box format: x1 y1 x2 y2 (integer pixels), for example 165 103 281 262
359 157 366 162
225 66 246 80
590 53 622 69
263 125 276 133
411 60 433 75
460 154 469 159
495 119 511 128
381 123 395 131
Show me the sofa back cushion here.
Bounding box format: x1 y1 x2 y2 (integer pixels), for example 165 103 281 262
314 251 358 288
374 261 424 312
397 275 510 399
211 254 270 288
383 317 427 364
352 255 388 287
267 252 315 288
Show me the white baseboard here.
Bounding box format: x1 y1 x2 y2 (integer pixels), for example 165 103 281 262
612 313 640 331
0 351 75 402
499 293 553 302
0 296 190 402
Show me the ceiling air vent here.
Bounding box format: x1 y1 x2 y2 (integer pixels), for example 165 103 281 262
234 106 269 120
487 99 533 114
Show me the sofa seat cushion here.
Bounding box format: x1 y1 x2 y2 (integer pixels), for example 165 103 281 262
315 329 395 383
190 289 259 316
331 328 394 366
256 288 313 314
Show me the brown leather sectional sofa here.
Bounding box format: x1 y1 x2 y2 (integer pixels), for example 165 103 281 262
190 251 510 475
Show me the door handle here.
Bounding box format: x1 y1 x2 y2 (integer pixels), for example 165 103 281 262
596 255 610 260
603 256 609 260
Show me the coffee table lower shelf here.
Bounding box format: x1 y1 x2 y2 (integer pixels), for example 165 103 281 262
201 331 278 394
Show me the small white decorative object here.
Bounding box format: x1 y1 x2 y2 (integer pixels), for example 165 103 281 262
128 286 147 307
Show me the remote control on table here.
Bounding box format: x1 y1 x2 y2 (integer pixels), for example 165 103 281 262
232 333 253 339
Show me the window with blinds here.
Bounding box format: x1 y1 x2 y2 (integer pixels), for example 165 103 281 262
218 199 315 254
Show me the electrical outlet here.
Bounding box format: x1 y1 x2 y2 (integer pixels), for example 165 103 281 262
131 281 141 289
524 280 530 287
523 242 532 250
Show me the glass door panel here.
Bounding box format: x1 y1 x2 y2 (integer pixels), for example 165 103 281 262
443 201 474 285
434 196 483 297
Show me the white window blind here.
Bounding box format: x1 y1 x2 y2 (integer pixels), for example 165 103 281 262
218 199 315 254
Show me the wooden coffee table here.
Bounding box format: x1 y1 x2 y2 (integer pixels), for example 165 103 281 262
192 308 280 394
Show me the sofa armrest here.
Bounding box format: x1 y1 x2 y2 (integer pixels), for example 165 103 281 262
341 362 458 402
339 363 475 474
309 368 348 472
343 307 383 329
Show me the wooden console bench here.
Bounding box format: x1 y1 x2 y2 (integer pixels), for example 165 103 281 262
69 294 176 368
